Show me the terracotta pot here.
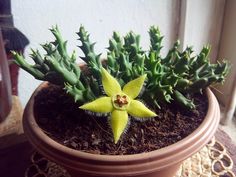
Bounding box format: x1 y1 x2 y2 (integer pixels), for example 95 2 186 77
23 82 220 177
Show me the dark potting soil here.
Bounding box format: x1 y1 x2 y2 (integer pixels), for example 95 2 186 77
34 83 208 155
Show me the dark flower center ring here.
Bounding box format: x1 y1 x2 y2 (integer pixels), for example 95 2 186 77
112 93 130 110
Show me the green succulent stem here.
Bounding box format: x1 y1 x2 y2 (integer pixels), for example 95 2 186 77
13 25 229 109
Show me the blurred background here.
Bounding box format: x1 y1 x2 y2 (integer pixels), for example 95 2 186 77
0 0 236 176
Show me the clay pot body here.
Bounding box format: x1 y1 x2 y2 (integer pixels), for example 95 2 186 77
23 82 220 177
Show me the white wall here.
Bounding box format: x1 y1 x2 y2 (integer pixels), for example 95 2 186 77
216 0 236 105
12 0 180 106
178 0 225 62
216 1 236 124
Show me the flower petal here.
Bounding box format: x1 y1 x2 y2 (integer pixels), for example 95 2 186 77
127 100 157 118
111 110 128 144
79 97 113 113
102 68 121 96
123 74 146 99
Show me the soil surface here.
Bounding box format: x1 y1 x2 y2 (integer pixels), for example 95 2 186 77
34 83 208 155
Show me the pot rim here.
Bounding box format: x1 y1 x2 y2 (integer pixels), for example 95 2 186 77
23 81 219 171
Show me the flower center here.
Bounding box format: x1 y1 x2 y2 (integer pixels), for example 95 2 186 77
112 93 130 110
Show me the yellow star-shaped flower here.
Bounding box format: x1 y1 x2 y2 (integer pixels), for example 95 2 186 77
80 68 157 143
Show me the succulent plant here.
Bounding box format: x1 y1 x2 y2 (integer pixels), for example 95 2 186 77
13 26 100 103
12 25 229 143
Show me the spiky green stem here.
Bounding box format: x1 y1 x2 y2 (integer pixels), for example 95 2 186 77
13 25 229 109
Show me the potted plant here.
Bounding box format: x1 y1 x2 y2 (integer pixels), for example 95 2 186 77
13 25 229 177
